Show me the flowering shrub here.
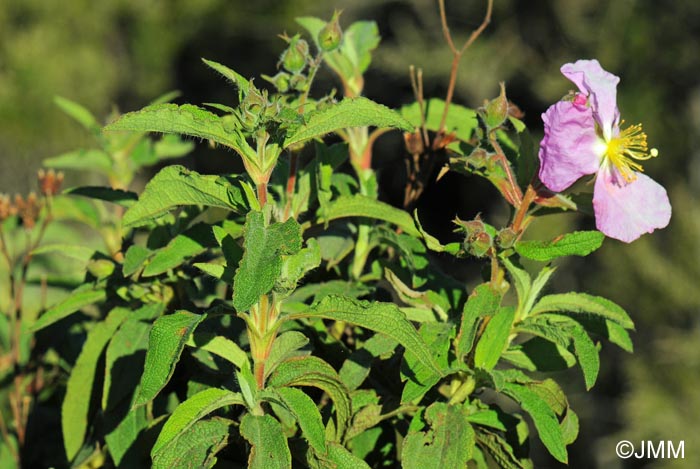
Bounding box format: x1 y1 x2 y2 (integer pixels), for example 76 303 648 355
0 3 671 468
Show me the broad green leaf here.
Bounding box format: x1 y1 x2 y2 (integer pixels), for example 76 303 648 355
283 97 412 148
186 332 250 371
401 403 475 468
102 319 151 410
201 58 250 94
240 414 292 469
474 307 516 371
31 243 95 263
143 224 216 277
134 311 206 407
339 334 397 391
515 231 605 262
232 212 302 312
54 96 99 131
400 99 478 143
321 195 419 237
268 356 351 441
44 149 112 174
31 285 106 331
152 134 195 161
268 387 326 453
277 238 322 292
530 292 633 329
401 323 453 404
105 405 148 467
455 284 503 360
123 245 151 276
151 388 244 456
122 165 247 227
62 308 129 461
104 103 257 161
265 331 310 380
152 417 232 469
67 186 138 207
318 443 371 469
290 295 442 378
475 429 529 469
502 382 568 463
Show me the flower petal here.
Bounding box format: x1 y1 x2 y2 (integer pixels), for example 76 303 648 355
561 59 620 140
538 100 601 192
593 168 672 243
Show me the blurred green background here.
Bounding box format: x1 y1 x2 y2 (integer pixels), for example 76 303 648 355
1 0 697 467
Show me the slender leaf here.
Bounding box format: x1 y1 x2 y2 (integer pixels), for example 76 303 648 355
102 319 150 410
202 58 250 93
290 295 441 377
186 332 250 371
321 195 420 237
55 96 99 131
122 165 247 227
143 224 216 277
530 292 633 329
474 307 516 371
151 388 244 456
267 387 326 453
44 149 112 173
62 308 129 461
455 284 503 360
152 417 232 469
67 186 138 207
515 231 605 262
233 211 302 312
240 414 292 469
31 285 106 331
134 311 206 407
283 97 412 148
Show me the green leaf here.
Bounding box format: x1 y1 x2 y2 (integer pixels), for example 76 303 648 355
143 224 216 277
276 238 322 292
530 292 633 329
201 58 250 94
123 245 151 276
233 212 303 312
515 231 605 262
265 331 310 380
102 319 151 410
134 311 206 407
321 195 419 237
240 414 292 469
152 417 232 469
267 387 326 453
267 356 351 441
474 307 516 371
401 403 475 468
105 405 148 467
67 186 138 207
44 149 112 174
283 97 412 148
290 295 442 378
475 429 529 469
502 382 568 463
62 308 129 461
186 332 250 371
122 165 248 227
318 443 372 469
54 96 99 131
104 103 256 161
31 243 95 264
339 334 397 391
151 388 244 456
400 99 478 143
31 285 106 331
401 323 453 403
455 284 502 360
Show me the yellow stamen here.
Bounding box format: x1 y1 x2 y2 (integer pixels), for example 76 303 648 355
604 122 657 182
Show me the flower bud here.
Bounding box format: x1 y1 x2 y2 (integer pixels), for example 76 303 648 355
38 168 64 197
289 74 308 92
404 130 425 155
280 36 308 73
15 193 41 230
0 194 12 221
496 227 518 249
262 72 290 93
318 10 343 52
87 258 115 280
466 231 492 258
483 82 509 130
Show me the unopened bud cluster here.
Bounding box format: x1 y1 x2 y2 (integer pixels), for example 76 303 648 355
0 169 63 228
456 216 493 258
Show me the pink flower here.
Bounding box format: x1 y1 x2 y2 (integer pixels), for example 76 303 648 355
538 59 671 242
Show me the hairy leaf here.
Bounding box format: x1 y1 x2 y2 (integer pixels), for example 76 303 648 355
455 284 503 360
321 195 420 237
233 211 303 312
152 417 233 469
283 97 412 148
143 224 216 277
474 307 516 371
134 311 206 407
122 165 247 227
62 308 129 461
515 231 605 262
31 285 106 332
530 292 633 329
240 414 292 469
267 387 326 453
151 388 244 456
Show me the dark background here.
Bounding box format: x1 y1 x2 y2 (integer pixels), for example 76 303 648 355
1 0 698 467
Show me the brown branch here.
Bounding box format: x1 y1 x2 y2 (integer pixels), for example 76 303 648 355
437 0 494 134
